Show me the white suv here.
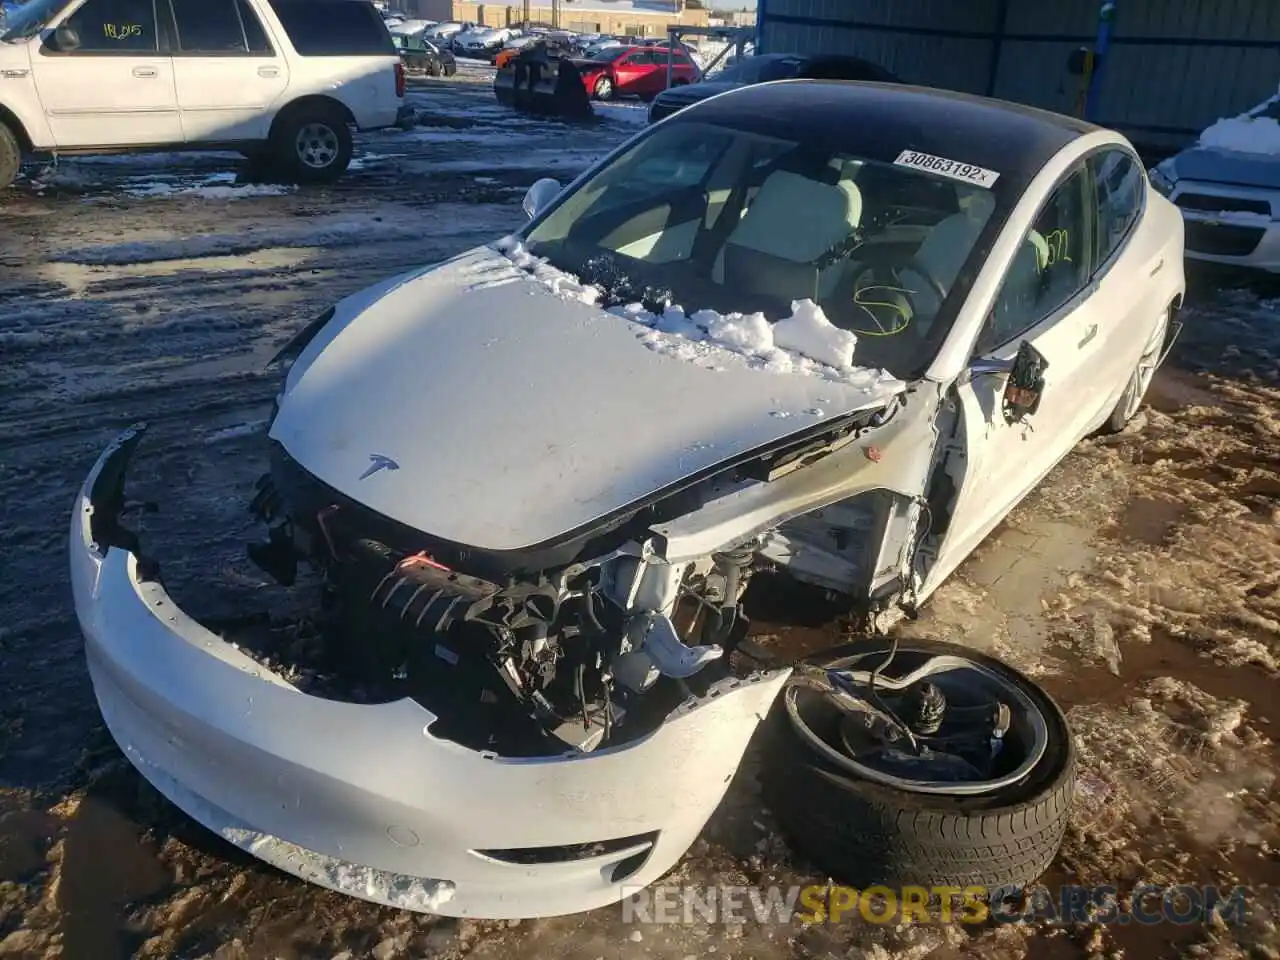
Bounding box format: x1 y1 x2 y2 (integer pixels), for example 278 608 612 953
0 0 410 189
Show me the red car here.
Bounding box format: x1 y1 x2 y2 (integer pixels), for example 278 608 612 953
573 45 700 102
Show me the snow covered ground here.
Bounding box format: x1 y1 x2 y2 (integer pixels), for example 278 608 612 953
2 64 1280 960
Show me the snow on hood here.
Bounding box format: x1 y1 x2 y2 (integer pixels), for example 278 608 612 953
494 237 887 388
1198 98 1280 157
273 246 905 552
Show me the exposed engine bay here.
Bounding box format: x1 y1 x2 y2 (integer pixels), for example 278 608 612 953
243 392 956 759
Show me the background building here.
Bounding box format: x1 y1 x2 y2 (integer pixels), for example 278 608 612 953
411 0 710 35
754 0 1280 151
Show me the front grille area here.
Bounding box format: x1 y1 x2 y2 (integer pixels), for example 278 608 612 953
1184 221 1266 257
1176 192 1271 217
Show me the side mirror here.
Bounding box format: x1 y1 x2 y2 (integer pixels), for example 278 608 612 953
54 24 81 51
522 176 562 220
1002 340 1050 424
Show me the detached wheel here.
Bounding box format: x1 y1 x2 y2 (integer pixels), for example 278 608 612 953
592 76 615 100
272 107 353 184
760 638 1075 890
0 122 21 190
1103 308 1171 433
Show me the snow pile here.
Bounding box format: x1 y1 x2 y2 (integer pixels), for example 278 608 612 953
773 299 859 369
124 181 295 199
1199 99 1280 155
493 237 896 389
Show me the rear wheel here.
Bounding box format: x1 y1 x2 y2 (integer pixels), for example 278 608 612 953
592 76 614 100
1103 308 1171 433
271 107 353 184
0 122 22 190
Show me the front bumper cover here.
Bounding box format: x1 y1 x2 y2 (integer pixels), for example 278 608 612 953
70 425 790 918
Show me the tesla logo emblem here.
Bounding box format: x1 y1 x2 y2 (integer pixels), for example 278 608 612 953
359 454 400 480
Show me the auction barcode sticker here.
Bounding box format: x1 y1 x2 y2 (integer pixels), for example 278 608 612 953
894 150 1000 188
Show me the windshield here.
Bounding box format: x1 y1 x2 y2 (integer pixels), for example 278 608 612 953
0 0 61 41
522 120 1004 380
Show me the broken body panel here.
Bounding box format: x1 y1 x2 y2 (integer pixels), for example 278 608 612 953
71 426 791 918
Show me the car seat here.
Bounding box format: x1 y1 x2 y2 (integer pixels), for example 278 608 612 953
711 169 863 302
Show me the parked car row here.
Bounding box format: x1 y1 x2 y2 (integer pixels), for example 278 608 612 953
648 52 901 122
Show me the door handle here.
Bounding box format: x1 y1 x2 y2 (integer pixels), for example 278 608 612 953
1077 324 1098 349
257 66 280 78
132 66 158 78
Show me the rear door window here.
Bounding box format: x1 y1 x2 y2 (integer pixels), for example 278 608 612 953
168 0 267 54
267 0 394 55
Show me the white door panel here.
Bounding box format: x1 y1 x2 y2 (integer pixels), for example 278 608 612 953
938 292 1103 576
924 163 1105 592
31 55 180 147
168 0 289 142
174 58 287 141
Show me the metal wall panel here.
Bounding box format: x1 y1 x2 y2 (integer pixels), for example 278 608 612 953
760 0 1280 150
759 0 999 93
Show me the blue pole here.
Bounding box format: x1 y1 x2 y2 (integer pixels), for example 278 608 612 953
755 0 766 54
1084 0 1115 121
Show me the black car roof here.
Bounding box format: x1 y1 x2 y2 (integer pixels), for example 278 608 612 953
678 80 1101 184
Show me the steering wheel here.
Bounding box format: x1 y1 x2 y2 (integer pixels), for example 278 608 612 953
831 250 950 339
853 249 949 304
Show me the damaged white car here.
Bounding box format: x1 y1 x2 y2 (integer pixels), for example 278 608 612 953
72 80 1185 918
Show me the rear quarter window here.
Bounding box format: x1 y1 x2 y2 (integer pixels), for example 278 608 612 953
267 0 395 56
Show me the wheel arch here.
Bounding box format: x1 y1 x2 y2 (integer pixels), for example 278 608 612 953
0 103 34 153
269 95 357 140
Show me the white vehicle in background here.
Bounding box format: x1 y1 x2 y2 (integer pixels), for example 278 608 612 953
72 82 1182 919
454 25 520 60
425 19 472 42
1149 94 1280 272
388 18 435 36
0 0 410 189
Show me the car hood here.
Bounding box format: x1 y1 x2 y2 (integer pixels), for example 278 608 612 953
655 80 742 107
1170 146 1280 190
271 246 903 552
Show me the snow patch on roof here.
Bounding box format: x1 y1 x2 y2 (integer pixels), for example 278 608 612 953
493 236 900 393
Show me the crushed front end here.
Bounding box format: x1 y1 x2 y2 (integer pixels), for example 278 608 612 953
70 425 789 919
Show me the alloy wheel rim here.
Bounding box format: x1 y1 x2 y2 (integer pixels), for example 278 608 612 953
296 123 339 169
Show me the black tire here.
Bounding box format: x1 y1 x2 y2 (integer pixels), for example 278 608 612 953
270 106 353 184
759 637 1076 890
0 122 21 191
592 76 615 101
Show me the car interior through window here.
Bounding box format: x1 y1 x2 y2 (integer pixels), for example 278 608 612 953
975 166 1093 354
523 119 1011 380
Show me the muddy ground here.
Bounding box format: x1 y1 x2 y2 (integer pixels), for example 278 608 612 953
2 64 1279 960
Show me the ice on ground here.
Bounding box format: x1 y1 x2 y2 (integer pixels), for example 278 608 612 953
1199 97 1280 155
205 419 269 444
594 102 649 126
493 237 898 390
123 180 295 200
54 212 484 266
